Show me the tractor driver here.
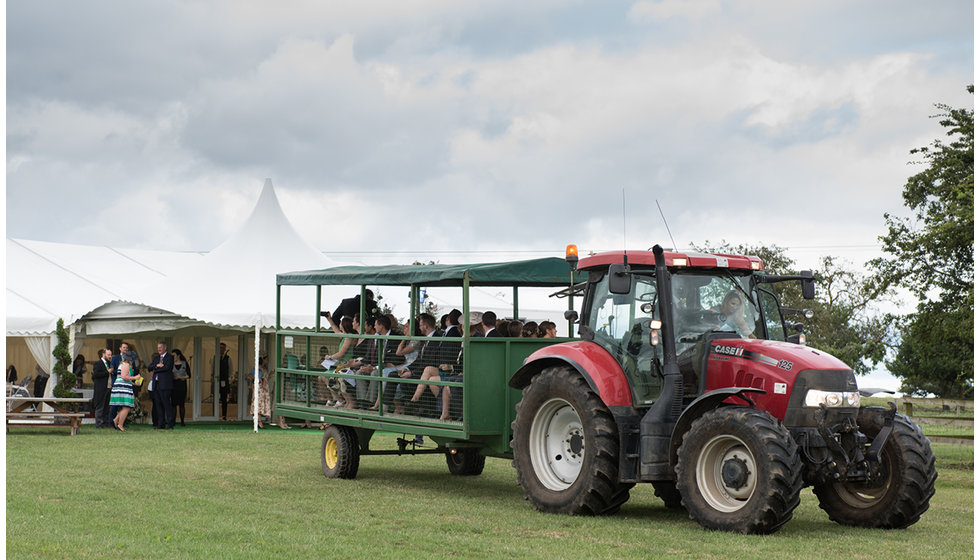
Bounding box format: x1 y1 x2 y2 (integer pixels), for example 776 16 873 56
713 290 755 338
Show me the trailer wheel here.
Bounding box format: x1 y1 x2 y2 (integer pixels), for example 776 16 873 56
446 448 486 476
321 424 360 479
813 409 937 529
511 366 632 515
676 407 802 534
652 481 684 509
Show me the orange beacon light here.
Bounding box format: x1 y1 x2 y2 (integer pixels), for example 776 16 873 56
565 244 579 264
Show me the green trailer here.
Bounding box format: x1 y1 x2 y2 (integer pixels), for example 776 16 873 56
274 257 583 478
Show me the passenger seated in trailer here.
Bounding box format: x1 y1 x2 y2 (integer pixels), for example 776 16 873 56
365 315 406 412
322 313 358 407
434 311 481 421
403 313 445 415
521 321 539 338
467 312 484 337
482 311 503 337
386 313 404 335
350 316 378 409
389 318 422 414
443 309 462 338
537 321 557 338
507 320 524 337
314 345 331 404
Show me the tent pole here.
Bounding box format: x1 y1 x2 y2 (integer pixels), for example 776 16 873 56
254 323 260 432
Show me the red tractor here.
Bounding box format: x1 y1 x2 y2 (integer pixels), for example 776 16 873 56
509 245 936 534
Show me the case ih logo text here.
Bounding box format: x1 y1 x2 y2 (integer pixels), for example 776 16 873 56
712 345 744 357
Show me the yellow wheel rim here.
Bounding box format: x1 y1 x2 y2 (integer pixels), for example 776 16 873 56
324 437 338 470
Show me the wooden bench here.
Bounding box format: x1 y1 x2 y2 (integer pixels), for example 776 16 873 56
6 396 91 436
6 412 86 435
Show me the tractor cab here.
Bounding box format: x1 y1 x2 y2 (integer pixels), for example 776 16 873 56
574 247 811 406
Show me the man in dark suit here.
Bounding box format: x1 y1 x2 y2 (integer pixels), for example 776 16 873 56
444 309 462 338
482 311 505 337
217 342 232 420
325 290 379 324
92 348 112 428
150 342 175 429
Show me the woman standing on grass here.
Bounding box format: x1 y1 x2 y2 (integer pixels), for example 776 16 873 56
72 354 87 388
249 354 274 428
110 357 140 431
171 349 190 426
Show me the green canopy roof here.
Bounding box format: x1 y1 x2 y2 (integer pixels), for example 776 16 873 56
277 257 584 287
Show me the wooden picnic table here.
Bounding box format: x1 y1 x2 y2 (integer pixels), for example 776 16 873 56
6 397 92 435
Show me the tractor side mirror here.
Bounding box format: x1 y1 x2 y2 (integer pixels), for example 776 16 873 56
608 263 632 295
563 310 579 323
800 270 815 300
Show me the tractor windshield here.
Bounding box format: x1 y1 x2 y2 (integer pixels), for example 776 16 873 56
670 271 759 353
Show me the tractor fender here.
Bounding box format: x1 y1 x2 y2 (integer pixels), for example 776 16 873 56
668 387 767 468
509 341 633 407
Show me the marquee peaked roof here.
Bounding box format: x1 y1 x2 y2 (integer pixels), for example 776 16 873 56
7 179 342 335
122 179 340 330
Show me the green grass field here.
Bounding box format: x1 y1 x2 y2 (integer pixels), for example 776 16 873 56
6 423 974 559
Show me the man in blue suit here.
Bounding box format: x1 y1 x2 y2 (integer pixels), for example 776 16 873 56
150 342 175 429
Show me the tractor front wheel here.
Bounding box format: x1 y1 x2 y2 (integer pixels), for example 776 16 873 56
511 366 632 515
321 424 360 479
676 407 803 534
813 408 937 528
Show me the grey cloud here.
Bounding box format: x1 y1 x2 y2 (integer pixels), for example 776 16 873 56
5 1 973 261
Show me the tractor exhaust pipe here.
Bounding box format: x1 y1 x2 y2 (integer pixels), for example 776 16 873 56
639 244 683 479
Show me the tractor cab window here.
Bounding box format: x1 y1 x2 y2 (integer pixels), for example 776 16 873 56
671 272 759 395
587 273 662 405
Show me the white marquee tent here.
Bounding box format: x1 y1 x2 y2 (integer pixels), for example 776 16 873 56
5 180 348 421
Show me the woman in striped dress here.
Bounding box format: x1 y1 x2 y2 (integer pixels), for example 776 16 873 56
110 357 140 431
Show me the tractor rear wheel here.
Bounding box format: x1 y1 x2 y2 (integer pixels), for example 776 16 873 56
511 366 632 515
321 424 360 479
813 408 937 528
446 448 486 476
676 407 803 534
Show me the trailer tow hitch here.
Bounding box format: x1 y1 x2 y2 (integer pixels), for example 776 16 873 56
396 435 426 454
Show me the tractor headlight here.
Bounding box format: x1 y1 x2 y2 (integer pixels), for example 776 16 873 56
804 390 861 408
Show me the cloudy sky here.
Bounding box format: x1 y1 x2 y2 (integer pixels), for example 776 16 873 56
6 1 974 272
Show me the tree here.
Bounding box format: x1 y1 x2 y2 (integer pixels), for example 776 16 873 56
51 318 75 399
803 256 891 375
888 300 972 398
870 87 974 397
693 241 890 375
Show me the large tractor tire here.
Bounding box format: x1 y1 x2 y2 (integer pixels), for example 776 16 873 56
511 366 633 515
813 408 937 529
446 448 486 476
675 406 803 534
321 424 360 479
